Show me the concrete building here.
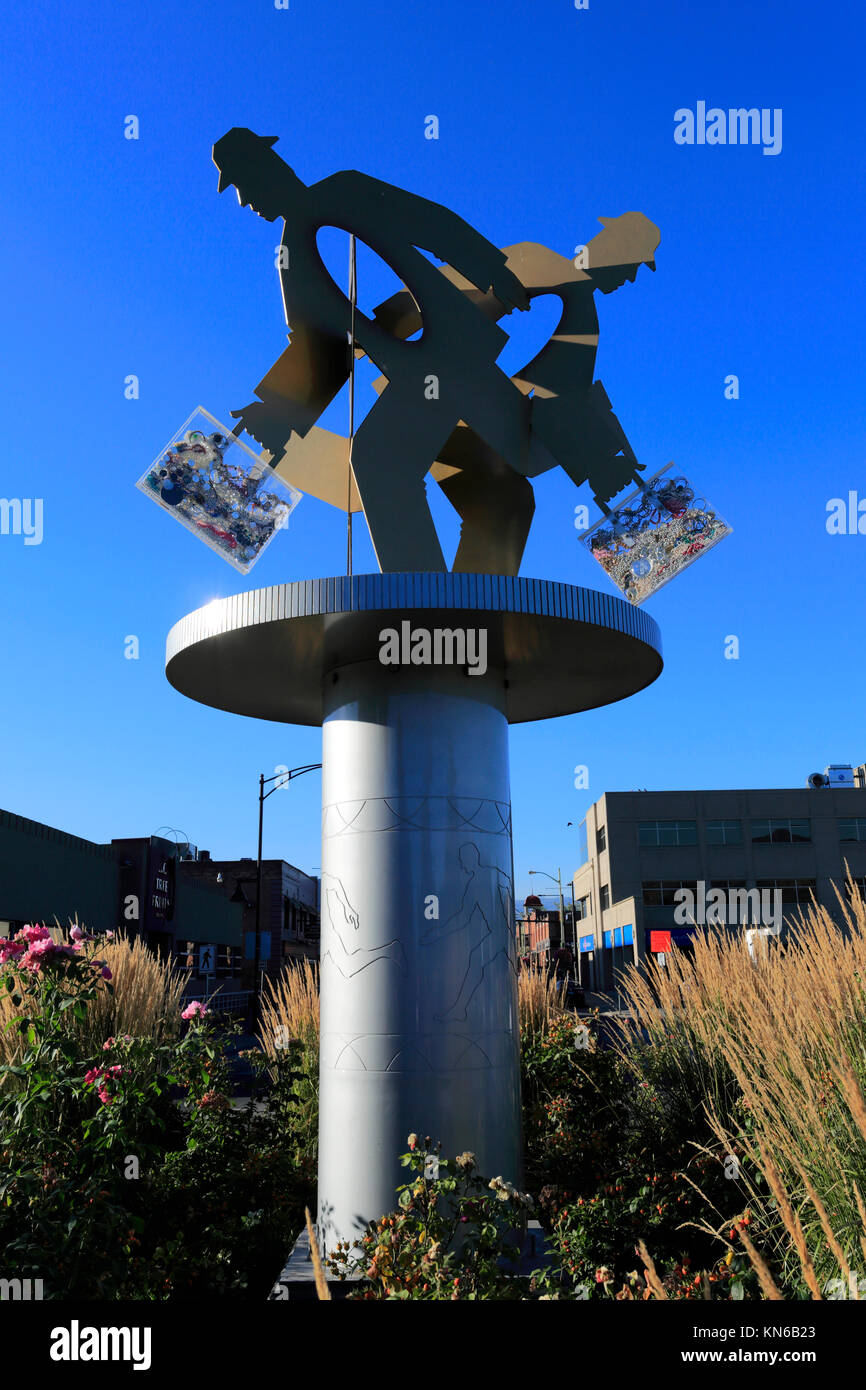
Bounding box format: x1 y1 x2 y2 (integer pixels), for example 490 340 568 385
180 856 320 983
571 763 866 994
517 894 561 959
0 809 244 997
0 806 319 1001
517 894 579 963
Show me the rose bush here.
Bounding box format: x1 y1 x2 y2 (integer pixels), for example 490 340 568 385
0 923 313 1299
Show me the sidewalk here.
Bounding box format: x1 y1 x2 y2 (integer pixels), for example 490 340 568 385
580 990 632 1016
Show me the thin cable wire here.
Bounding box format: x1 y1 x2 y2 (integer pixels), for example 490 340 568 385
346 234 357 577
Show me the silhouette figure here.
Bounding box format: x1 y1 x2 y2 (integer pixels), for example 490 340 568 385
319 871 406 979
421 844 515 1023
212 128 660 576
371 217 660 565
212 128 531 574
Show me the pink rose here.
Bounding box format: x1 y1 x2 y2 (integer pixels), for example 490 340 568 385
181 1001 207 1020
27 937 56 958
20 925 51 943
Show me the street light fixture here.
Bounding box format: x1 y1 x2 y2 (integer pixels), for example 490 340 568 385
528 867 573 953
248 764 321 1025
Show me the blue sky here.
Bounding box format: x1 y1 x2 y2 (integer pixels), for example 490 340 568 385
1 0 863 907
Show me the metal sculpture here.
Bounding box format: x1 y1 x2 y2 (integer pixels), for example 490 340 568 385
210 129 724 594
159 131 725 1258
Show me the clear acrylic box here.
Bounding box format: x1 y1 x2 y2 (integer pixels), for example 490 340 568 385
581 464 731 604
136 406 301 574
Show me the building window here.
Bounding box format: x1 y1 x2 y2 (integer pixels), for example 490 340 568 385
839 818 866 842
642 880 698 906
217 944 236 977
600 884 610 911
576 893 592 919
755 879 817 905
710 880 747 890
751 819 811 844
705 819 743 845
577 819 588 867
638 820 698 847
845 877 866 900
603 924 633 948
597 825 607 854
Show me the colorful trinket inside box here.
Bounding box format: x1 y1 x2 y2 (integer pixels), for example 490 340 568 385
582 463 732 605
136 406 301 574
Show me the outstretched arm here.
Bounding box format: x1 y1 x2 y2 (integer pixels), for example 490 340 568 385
234 326 350 447
318 171 529 312
421 884 483 945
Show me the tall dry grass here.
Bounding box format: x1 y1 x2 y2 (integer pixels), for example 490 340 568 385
258 960 320 1166
0 925 188 1068
518 960 565 1040
259 958 320 1057
258 958 561 1051
616 879 866 1295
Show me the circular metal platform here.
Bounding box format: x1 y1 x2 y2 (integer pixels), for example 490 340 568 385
165 573 663 726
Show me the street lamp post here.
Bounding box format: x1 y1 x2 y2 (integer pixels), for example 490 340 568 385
249 763 321 1025
528 867 567 955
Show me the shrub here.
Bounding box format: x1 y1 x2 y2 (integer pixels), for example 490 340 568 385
326 1138 535 1300
0 923 313 1299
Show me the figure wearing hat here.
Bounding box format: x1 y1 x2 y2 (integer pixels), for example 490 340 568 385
510 212 661 509
367 212 662 560
212 128 532 574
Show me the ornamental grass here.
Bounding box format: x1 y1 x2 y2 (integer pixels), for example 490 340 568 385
0 923 187 1071
518 959 565 1039
617 877 866 1297
259 957 320 1057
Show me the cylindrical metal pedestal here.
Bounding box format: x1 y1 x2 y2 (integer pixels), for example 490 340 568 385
317 660 521 1251
165 574 664 1257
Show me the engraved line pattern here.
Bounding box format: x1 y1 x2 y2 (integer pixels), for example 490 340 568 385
322 794 512 838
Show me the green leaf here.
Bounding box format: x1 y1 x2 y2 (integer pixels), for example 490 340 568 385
731 1279 744 1300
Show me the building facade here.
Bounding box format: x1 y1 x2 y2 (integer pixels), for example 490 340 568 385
0 809 244 994
180 856 320 985
0 807 319 1000
517 895 563 960
571 768 866 993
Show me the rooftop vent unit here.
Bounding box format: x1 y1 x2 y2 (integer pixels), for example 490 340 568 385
826 764 855 788
806 765 856 789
